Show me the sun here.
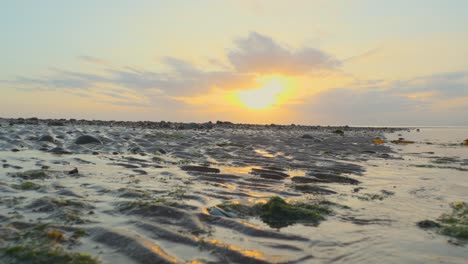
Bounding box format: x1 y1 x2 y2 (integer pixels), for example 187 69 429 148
235 75 290 110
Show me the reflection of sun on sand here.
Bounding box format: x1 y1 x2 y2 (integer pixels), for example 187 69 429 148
235 75 293 110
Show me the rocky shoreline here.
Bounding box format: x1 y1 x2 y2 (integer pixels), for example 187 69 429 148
1 119 465 263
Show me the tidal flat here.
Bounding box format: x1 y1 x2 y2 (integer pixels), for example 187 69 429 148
0 118 467 263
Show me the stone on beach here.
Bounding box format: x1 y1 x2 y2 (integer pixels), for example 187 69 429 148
75 135 102 145
180 165 220 173
38 135 55 143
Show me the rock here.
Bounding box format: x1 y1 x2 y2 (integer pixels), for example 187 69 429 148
307 172 360 185
38 135 55 143
75 135 102 145
183 123 199 129
132 169 148 175
291 176 322 184
11 149 20 152
180 165 220 173
417 220 441 229
301 134 314 139
68 168 79 175
391 139 415 144
49 147 72 154
47 121 65 126
157 148 167 154
333 129 344 135
201 122 214 129
250 168 288 180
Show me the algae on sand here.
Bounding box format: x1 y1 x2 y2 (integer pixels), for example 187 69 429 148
216 196 333 229
259 197 330 228
0 223 100 264
417 201 468 241
438 202 468 239
1 245 100 264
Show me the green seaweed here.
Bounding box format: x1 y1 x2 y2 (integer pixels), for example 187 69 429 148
2 245 100 264
13 170 49 180
216 197 333 229
258 197 327 228
438 202 468 239
417 202 468 241
12 182 41 190
0 223 100 264
73 229 87 238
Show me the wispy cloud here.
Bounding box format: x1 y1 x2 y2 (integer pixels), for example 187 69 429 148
3 32 340 103
295 71 468 125
78 55 110 65
228 32 340 75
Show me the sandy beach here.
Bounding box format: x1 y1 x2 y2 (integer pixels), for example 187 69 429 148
0 118 466 263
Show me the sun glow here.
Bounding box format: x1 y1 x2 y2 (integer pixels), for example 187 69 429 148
235 75 292 110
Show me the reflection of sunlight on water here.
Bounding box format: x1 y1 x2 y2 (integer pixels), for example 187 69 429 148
142 240 179 263
202 239 266 260
218 165 259 174
254 149 276 158
218 165 306 177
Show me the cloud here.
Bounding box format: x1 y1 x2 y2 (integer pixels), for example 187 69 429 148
228 32 340 75
396 71 468 99
2 32 340 105
294 71 468 125
78 55 109 65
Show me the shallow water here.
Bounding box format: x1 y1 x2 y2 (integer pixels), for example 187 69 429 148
0 123 466 263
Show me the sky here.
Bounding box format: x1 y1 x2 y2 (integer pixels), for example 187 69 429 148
1 0 467 126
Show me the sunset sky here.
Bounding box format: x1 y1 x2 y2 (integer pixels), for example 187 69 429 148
1 0 467 125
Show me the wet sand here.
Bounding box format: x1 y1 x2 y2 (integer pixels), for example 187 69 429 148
0 118 466 263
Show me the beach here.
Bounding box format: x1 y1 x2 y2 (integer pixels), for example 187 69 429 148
0 118 466 263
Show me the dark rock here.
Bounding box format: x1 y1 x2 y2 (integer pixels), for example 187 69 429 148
75 135 102 145
11 149 20 152
201 122 214 129
250 168 288 180
113 163 140 169
181 165 220 173
68 168 79 175
417 220 441 229
38 135 55 143
47 121 65 126
301 134 314 139
291 176 322 184
157 148 167 154
49 147 72 154
310 173 360 185
333 129 344 135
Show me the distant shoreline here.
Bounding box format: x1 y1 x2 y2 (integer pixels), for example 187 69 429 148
0 117 411 130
